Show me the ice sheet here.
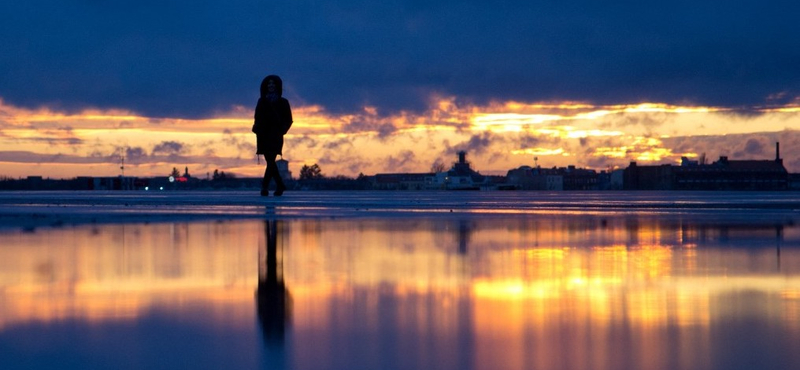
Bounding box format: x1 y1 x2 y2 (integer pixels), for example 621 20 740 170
1 190 799 231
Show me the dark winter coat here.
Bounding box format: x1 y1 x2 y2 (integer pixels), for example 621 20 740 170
252 75 293 156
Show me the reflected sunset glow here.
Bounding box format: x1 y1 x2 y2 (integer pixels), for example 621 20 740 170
2 214 800 369
1 217 798 330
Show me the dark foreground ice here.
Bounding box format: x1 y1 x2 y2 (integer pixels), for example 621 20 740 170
1 190 799 230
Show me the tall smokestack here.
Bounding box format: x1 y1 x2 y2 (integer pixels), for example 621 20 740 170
776 142 780 161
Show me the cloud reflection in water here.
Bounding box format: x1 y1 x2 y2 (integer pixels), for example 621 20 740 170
1 213 799 370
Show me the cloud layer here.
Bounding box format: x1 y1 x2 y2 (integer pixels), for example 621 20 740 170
1 98 798 179
2 1 800 119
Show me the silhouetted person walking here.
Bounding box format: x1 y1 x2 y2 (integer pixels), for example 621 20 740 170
253 75 293 196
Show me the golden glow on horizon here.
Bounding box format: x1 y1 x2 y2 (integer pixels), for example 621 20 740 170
1 97 799 178
470 102 722 131
511 148 566 156
590 136 696 162
472 113 564 131
759 105 800 113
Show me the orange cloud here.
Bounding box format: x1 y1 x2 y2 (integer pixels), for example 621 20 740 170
1 97 799 178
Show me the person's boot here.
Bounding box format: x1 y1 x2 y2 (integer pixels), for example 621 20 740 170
274 179 286 196
261 178 269 196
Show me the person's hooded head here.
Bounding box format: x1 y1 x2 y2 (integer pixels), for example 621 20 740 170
260 75 283 99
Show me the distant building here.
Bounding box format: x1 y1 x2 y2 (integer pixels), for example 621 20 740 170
370 151 490 190
673 156 788 190
624 142 789 190
605 169 625 190
561 165 599 190
482 175 515 190
789 173 800 190
75 176 136 190
506 165 598 190
506 166 562 190
372 173 435 190
277 159 292 180
623 163 674 190
432 151 486 190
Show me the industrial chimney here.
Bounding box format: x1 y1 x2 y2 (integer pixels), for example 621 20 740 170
776 142 781 164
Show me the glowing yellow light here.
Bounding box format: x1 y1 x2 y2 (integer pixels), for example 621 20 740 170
636 148 674 161
471 113 564 132
592 147 629 158
762 106 800 113
511 148 565 156
575 109 614 120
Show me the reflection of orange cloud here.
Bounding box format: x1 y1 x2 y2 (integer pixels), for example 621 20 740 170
2 217 800 356
0 222 261 329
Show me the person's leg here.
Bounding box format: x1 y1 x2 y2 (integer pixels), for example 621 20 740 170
273 172 286 196
261 155 273 196
265 156 286 196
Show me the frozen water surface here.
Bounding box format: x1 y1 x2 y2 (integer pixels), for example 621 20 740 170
1 191 800 370
1 190 799 229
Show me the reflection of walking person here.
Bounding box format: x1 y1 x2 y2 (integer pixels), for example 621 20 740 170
253 75 293 196
256 219 291 346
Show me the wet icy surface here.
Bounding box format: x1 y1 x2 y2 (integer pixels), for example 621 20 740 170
1 190 799 231
2 191 800 370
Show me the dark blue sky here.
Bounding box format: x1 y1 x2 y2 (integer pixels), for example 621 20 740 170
2 0 799 118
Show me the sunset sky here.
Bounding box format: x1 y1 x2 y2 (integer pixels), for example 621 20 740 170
2 1 799 179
